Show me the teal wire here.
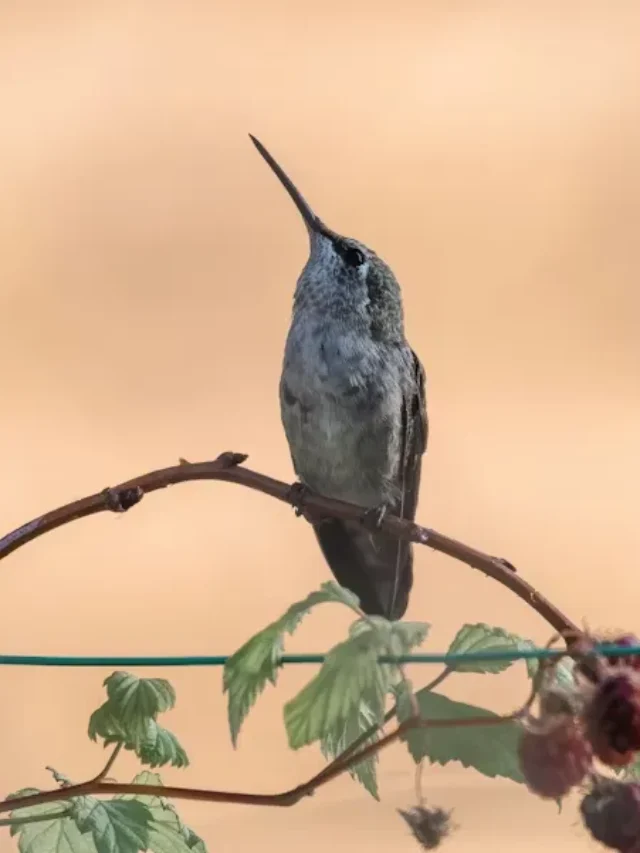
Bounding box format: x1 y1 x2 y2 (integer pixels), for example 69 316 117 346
0 644 636 668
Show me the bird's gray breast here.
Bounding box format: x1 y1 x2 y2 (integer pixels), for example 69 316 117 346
279 320 408 507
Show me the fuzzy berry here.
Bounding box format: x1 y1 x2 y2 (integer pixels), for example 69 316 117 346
606 635 640 670
585 673 640 767
518 718 592 799
581 778 640 851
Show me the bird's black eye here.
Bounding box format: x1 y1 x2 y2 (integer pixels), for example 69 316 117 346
343 247 365 268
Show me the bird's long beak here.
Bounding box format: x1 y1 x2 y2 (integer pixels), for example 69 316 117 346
249 134 332 239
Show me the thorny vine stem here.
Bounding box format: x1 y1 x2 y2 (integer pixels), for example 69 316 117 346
0 451 583 817
0 451 578 637
0 707 536 815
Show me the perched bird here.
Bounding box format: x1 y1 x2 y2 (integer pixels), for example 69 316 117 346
250 135 428 620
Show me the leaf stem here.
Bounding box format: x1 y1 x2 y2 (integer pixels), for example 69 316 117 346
91 743 122 782
0 809 71 828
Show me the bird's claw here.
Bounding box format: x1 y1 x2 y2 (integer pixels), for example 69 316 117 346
287 482 313 519
362 503 389 532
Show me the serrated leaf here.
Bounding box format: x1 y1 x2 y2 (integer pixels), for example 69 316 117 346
89 702 188 769
284 625 390 751
89 675 186 770
446 623 527 674
88 704 128 744
289 581 363 618
136 721 189 769
320 691 381 799
116 773 207 853
401 690 525 784
102 673 176 747
390 621 430 654
71 798 151 853
222 624 283 748
7 791 96 853
183 830 207 853
223 581 362 747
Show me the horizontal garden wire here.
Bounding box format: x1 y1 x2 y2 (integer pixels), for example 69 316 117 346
0 644 636 667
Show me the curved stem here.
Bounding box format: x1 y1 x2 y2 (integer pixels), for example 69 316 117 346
0 712 519 815
91 743 122 782
0 452 578 637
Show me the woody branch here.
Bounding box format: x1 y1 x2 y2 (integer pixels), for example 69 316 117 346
0 450 584 816
0 450 578 637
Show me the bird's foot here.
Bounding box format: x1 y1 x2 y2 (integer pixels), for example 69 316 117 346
361 502 389 532
286 481 315 520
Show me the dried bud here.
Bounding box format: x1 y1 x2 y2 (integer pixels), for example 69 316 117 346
518 717 592 799
397 805 453 849
581 777 640 851
539 686 580 718
585 673 640 767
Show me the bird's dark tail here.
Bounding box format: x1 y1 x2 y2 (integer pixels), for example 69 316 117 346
312 518 413 620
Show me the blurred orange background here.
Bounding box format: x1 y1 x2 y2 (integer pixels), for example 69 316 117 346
1 2 639 850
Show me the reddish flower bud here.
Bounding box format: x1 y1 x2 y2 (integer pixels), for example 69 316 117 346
581 777 640 851
518 718 592 799
585 673 640 767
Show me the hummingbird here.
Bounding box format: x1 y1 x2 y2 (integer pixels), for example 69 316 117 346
249 135 428 620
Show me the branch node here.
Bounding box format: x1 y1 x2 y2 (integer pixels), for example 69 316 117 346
101 486 144 513
494 556 517 573
215 451 249 468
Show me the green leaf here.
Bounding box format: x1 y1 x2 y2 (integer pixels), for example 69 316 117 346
284 615 430 754
222 624 284 748
389 621 430 654
7 790 96 853
183 830 207 853
223 581 362 746
89 703 188 769
71 798 151 853
446 623 528 674
88 704 128 745
284 624 389 751
102 673 176 745
320 692 381 799
116 772 203 853
292 581 363 617
89 674 187 769
313 619 428 798
136 721 189 769
401 690 525 784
